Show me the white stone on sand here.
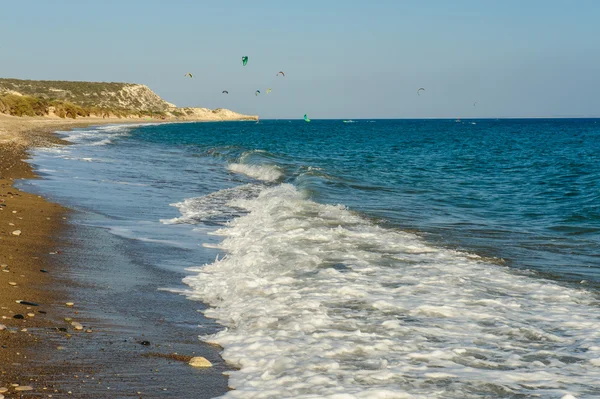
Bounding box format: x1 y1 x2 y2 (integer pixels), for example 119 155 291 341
188 356 213 368
71 322 83 331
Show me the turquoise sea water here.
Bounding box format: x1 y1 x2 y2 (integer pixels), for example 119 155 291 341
25 119 600 398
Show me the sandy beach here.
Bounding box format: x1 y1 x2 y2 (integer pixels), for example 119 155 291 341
0 114 229 398
0 115 151 391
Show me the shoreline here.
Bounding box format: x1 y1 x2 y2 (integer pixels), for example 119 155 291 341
1 115 231 397
1 115 158 390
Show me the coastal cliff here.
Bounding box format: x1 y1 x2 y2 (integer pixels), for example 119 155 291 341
0 78 258 121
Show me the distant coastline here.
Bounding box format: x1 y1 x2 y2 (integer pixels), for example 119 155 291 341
0 77 258 122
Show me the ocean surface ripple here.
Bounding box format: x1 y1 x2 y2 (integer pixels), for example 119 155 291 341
25 119 600 398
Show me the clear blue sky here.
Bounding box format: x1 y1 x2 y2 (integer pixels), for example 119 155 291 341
1 0 599 118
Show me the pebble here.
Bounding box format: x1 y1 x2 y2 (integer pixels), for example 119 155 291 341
27 313 35 317
188 356 213 368
17 300 39 306
0 387 7 392
65 302 74 307
0 324 6 331
13 314 25 319
8 282 17 286
71 322 83 331
14 386 33 391
11 230 21 236
0 394 3 399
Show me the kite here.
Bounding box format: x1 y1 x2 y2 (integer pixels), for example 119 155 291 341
184 73 193 78
304 113 310 122
417 88 425 95
473 101 477 107
255 90 261 96
222 90 229 94
242 56 248 66
276 71 285 77
266 88 272 94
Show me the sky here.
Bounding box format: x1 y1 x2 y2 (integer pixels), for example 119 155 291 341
1 0 599 119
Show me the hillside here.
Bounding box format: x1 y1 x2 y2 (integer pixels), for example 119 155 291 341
0 78 174 111
0 78 257 121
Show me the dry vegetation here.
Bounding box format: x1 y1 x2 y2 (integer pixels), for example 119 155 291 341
0 93 169 119
0 78 172 112
0 78 257 121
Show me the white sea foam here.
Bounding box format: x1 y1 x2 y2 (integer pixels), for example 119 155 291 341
228 163 283 182
183 184 600 398
59 123 155 146
161 184 264 225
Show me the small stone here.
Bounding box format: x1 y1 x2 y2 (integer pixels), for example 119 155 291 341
140 340 151 346
40 269 48 273
0 324 6 331
71 322 83 331
188 356 213 368
27 313 35 317
65 302 74 307
17 300 39 306
13 314 24 319
64 317 72 322
11 230 21 236
0 394 4 399
0 386 7 392
0 264 7 268
11 210 17 214
8 282 17 286
14 386 34 391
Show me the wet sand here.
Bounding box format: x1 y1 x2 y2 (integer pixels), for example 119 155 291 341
0 115 229 397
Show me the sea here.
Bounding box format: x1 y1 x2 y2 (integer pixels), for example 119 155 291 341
21 119 600 398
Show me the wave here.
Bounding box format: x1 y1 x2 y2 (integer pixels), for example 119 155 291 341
228 163 284 182
161 184 264 225
183 183 600 398
58 123 155 147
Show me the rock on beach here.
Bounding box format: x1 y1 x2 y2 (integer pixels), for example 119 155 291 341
188 356 213 368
